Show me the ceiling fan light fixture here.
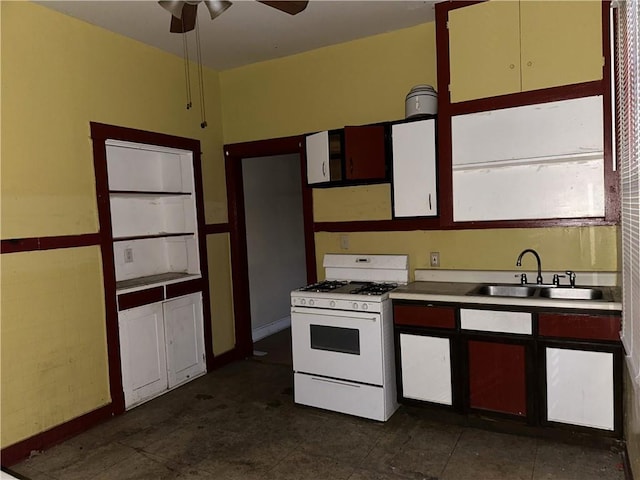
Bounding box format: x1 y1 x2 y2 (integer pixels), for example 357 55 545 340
158 0 186 19
203 0 232 20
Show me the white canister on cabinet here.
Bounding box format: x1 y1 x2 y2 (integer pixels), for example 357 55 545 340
405 85 437 118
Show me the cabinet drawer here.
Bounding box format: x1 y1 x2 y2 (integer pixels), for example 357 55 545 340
394 304 456 329
461 309 531 335
538 313 621 341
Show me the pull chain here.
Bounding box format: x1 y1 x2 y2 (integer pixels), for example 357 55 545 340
181 17 192 110
195 16 207 128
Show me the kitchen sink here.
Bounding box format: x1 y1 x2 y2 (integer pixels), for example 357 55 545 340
470 284 537 298
468 284 609 301
539 287 604 300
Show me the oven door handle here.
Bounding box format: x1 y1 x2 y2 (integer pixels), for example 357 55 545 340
311 377 361 388
291 308 377 322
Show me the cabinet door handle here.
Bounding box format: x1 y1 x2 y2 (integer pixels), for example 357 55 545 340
322 161 326 178
428 193 432 211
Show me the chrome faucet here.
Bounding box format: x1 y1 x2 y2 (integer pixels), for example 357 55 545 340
516 249 543 284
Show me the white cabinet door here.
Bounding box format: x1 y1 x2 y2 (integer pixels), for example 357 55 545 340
305 131 330 184
399 333 452 405
163 293 206 388
545 347 614 430
118 303 168 409
451 96 605 222
392 120 437 217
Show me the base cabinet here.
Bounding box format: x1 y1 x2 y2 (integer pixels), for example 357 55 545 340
119 292 205 409
118 302 168 408
467 339 527 417
399 333 452 405
393 300 622 438
544 346 614 431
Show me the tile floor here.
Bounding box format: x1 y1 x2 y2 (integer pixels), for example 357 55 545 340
8 329 626 480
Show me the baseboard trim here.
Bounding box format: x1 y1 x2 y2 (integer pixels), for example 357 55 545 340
0 403 114 467
252 316 291 342
1 348 247 468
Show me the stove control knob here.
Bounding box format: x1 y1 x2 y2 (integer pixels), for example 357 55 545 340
353 302 358 309
330 301 336 308
309 299 315 306
362 303 368 310
300 299 306 305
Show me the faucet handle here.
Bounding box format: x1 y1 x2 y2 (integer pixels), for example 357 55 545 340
565 271 576 287
515 273 528 285
552 273 566 286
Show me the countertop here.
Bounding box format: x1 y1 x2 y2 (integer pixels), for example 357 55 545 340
390 280 622 312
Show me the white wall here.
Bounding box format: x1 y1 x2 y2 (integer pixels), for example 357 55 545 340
242 154 307 340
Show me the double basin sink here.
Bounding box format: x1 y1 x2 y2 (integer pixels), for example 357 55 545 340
468 284 608 301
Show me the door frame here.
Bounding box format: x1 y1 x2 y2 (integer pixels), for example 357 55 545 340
224 135 317 358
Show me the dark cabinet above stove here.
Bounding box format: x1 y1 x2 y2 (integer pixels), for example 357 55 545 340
305 124 388 187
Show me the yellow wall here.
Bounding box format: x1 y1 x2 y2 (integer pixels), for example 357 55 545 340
0 1 230 448
315 227 619 281
206 234 235 355
220 22 437 144
1 247 108 447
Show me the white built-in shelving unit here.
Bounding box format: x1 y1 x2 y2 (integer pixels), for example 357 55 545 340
106 140 201 293
105 139 205 409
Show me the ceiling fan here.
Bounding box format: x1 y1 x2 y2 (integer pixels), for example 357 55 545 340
158 0 309 33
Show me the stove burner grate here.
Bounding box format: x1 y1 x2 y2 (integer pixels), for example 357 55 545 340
348 282 398 295
298 280 348 293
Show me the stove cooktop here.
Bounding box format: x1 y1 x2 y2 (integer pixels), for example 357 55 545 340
296 280 398 296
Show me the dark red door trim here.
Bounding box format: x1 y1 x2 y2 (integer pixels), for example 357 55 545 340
224 135 316 358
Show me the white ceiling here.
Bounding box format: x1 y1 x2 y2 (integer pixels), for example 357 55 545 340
37 0 437 71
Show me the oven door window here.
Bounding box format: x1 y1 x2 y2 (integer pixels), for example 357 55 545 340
310 324 360 355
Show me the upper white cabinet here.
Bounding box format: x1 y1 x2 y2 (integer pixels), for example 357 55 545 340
106 140 201 291
305 126 387 186
306 131 340 184
448 0 603 103
391 119 438 218
452 96 605 222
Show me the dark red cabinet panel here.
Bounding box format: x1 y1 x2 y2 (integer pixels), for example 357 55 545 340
468 340 527 416
538 313 621 341
344 125 386 180
394 304 456 329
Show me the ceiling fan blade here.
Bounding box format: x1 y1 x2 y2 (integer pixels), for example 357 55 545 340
170 3 198 33
258 1 308 15
159 1 186 18
203 0 233 20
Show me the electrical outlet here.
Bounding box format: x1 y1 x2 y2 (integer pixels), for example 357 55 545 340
430 252 440 268
340 234 349 250
124 248 134 264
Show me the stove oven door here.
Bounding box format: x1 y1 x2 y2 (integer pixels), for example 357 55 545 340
291 306 383 385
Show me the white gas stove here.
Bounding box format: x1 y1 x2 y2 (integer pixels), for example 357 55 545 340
290 254 409 421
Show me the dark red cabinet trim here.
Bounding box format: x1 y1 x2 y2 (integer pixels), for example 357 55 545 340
166 278 204 299
117 287 165 311
538 313 621 342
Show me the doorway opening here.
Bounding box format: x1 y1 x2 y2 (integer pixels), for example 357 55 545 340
224 136 316 362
